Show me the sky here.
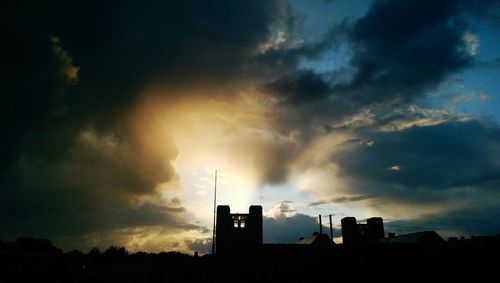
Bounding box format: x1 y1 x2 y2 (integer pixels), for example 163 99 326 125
1 0 499 254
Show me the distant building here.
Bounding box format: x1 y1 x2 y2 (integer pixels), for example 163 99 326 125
296 232 335 248
341 217 385 246
216 205 263 255
379 231 445 257
379 231 444 245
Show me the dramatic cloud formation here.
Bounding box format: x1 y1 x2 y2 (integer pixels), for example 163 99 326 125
1 0 499 252
1 0 290 250
336 120 500 192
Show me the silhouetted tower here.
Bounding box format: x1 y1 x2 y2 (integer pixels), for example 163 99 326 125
341 216 385 246
248 205 263 244
216 205 263 255
341 217 358 245
367 217 384 242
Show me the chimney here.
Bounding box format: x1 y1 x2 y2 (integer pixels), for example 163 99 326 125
319 214 323 234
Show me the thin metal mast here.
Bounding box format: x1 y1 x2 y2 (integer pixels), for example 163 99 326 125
329 214 333 239
211 170 217 254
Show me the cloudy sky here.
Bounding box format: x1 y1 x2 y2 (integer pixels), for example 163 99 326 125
1 0 499 253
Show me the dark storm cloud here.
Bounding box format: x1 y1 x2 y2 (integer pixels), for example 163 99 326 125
334 0 474 106
259 0 496 145
265 70 331 105
333 120 500 201
0 3 79 170
0 0 287 243
215 0 499 187
265 0 499 127
10 0 285 129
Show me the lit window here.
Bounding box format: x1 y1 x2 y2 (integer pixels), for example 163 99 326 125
231 214 247 228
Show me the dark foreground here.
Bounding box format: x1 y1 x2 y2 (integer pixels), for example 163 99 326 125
1 237 499 282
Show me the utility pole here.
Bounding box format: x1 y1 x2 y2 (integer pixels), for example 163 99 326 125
319 214 323 234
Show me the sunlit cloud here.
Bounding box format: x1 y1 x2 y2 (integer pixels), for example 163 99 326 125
389 165 401 171
462 32 480 56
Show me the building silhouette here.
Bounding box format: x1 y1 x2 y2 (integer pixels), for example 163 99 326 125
379 231 445 257
296 232 335 247
215 205 263 255
341 216 385 246
380 231 444 245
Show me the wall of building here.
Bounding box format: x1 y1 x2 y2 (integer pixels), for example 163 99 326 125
216 205 262 255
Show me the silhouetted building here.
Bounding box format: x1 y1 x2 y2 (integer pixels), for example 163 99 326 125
216 205 262 255
341 217 385 246
379 231 444 245
379 231 445 257
296 232 335 248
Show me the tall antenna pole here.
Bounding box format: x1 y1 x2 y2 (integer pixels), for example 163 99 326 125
329 214 333 239
211 170 217 254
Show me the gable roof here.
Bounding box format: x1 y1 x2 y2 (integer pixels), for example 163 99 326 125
380 231 444 244
296 233 335 246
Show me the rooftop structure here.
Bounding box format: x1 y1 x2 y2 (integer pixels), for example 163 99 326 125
215 205 263 255
379 231 444 245
341 216 385 246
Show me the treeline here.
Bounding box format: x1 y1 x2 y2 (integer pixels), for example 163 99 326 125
1 236 500 282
